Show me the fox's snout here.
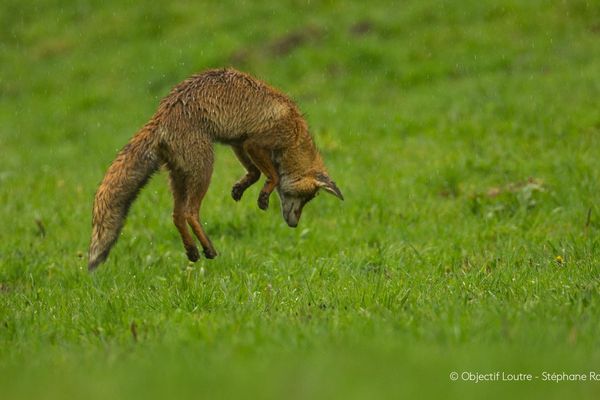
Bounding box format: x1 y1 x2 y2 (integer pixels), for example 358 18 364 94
280 194 305 228
285 212 300 228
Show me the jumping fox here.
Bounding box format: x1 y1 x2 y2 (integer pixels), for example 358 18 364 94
88 68 343 270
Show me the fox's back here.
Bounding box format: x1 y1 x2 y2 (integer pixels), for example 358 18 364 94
157 68 298 142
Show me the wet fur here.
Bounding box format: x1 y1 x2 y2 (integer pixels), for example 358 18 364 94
88 68 342 270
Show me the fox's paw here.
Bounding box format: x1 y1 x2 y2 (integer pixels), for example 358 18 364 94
203 247 217 259
231 183 245 201
258 191 270 210
186 246 200 262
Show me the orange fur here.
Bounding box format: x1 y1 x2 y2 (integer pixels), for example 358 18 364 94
88 68 342 270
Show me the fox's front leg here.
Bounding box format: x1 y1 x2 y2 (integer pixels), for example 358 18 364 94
231 145 260 201
244 144 279 210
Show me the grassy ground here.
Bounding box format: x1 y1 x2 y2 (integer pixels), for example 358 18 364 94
1 0 600 398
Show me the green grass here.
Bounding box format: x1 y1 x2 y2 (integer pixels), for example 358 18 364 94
1 0 600 398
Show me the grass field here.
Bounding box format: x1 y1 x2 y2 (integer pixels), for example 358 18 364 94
1 0 600 398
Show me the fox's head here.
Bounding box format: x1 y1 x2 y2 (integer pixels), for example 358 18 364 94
277 172 343 227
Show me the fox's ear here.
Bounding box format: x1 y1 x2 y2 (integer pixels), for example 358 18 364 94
315 173 344 201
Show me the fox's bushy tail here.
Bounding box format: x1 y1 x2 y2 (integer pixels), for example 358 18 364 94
88 127 160 270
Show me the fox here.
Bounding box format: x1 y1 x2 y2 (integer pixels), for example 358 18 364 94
88 68 343 270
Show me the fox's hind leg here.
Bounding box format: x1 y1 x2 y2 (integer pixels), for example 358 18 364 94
231 145 260 201
170 169 217 260
170 172 200 262
184 164 217 259
167 134 216 261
